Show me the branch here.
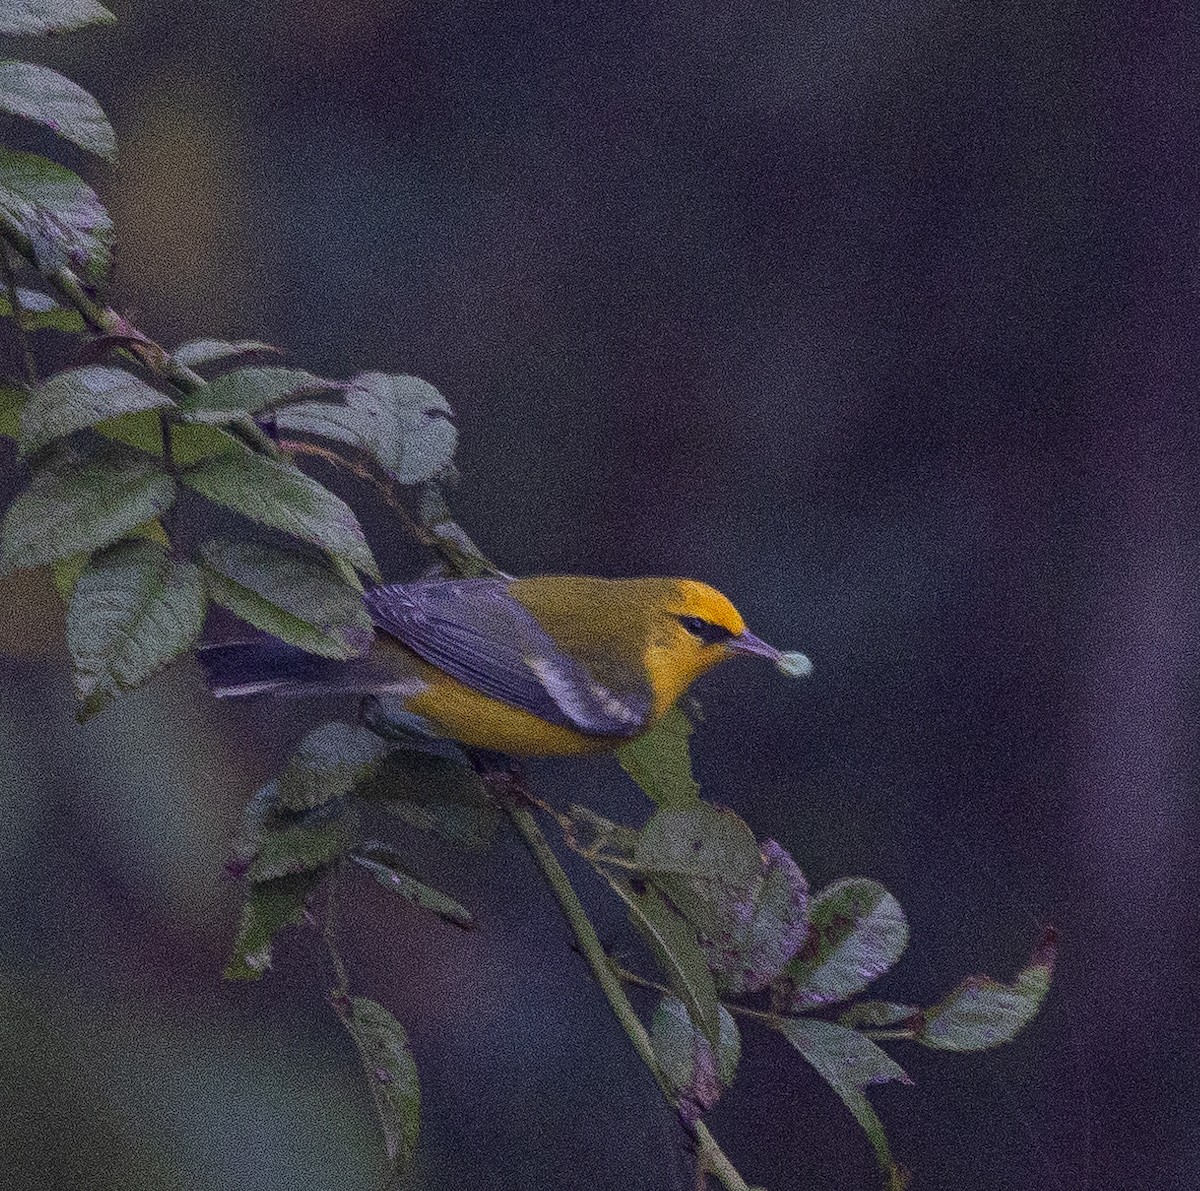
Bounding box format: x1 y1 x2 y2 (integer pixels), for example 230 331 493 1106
0 225 277 455
505 801 760 1191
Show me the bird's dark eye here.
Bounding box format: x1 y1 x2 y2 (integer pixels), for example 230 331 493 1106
678 615 734 645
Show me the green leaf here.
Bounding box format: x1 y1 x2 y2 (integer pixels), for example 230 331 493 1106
650 994 740 1121
172 338 277 368
368 751 497 851
224 872 320 980
0 61 116 160
609 879 722 1051
183 452 380 579
92 407 162 454
634 804 762 887
19 365 172 456
915 929 1056 1052
248 812 356 882
777 878 909 1011
179 367 344 424
0 446 174 573
337 995 420 1168
95 414 246 464
0 382 27 439
50 517 166 604
199 538 374 659
51 550 86 599
278 721 392 810
838 1002 920 1030
278 371 457 485
65 538 205 718
0 148 113 282
170 423 247 466
0 0 116 37
700 839 809 996
351 842 474 929
230 781 282 868
777 1018 910 1184
616 703 699 808
0 286 84 331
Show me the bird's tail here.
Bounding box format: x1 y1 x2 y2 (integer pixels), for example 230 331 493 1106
197 640 418 699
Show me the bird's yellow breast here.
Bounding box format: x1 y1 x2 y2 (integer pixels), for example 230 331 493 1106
402 658 625 756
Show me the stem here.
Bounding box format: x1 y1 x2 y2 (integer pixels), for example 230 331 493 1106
0 226 277 455
611 962 782 1028
322 864 351 995
1 249 38 385
505 802 759 1191
280 437 504 578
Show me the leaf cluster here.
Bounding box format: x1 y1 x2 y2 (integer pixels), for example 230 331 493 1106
218 703 1054 1186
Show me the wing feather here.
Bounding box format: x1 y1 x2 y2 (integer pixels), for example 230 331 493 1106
363 580 649 737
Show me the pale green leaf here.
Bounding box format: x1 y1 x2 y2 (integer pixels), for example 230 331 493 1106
180 367 343 424
0 0 115 37
0 446 173 573
0 148 113 281
778 1018 909 1183
19 365 171 456
278 721 392 810
0 286 84 331
634 804 762 887
0 61 116 159
778 878 909 1010
224 872 319 981
700 838 809 996
183 452 379 579
65 538 205 718
278 371 456 484
339 995 420 1167
650 994 740 1119
616 703 699 808
916 931 1056 1052
609 878 721 1051
199 538 374 659
351 842 474 929
172 338 277 367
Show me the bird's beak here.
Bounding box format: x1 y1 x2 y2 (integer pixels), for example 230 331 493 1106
727 629 782 662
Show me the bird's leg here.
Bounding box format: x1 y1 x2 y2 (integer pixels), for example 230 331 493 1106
467 748 537 809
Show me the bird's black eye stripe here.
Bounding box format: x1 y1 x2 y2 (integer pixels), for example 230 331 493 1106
678 615 734 645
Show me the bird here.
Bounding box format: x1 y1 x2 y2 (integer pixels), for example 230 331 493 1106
197 575 806 756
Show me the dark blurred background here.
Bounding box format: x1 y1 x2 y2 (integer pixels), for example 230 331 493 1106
2 2 1199 1188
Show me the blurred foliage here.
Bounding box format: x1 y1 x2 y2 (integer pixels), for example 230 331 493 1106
0 5 1065 1190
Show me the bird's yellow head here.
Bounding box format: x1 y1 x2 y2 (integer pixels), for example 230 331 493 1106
644 579 782 712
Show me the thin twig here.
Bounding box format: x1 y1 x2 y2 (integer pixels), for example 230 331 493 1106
280 437 437 545
0 225 277 455
610 961 781 1028
280 436 503 579
505 800 759 1191
1 248 38 385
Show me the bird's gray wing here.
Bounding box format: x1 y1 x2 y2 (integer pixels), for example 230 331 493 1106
363 579 649 737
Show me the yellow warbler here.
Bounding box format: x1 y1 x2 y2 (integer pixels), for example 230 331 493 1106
199 576 806 756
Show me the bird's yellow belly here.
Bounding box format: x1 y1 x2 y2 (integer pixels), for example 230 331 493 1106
404 668 624 756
